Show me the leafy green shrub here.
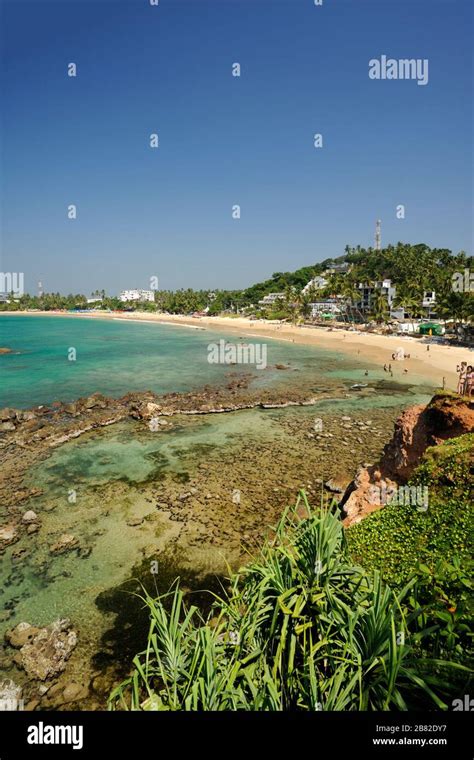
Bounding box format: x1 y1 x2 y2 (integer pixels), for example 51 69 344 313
109 495 467 711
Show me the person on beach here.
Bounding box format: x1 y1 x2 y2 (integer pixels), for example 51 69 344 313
388 363 392 372
383 364 387 372
465 366 474 396
457 362 467 394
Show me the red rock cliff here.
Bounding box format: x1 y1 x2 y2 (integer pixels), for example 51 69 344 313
340 394 474 526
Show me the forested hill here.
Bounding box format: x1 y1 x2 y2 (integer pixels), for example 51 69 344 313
242 243 472 302
241 255 347 303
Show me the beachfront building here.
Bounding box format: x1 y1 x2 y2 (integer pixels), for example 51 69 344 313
258 292 285 307
356 279 397 313
119 289 155 303
310 299 342 318
422 290 437 318
0 292 20 304
389 290 437 320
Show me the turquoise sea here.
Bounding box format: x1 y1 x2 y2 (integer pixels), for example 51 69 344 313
0 314 433 408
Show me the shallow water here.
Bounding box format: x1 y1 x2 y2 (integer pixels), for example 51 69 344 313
1 390 432 642
0 314 432 407
0 315 436 706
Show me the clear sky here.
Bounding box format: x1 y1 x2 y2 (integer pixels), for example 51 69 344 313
1 0 472 295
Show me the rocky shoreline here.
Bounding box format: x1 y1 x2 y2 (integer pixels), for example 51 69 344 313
340 393 474 525
0 378 334 526
0 378 421 710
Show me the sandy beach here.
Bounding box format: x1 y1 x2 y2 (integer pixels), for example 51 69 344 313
2 310 472 389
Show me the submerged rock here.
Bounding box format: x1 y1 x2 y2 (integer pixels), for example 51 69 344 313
0 524 19 549
324 478 345 494
12 619 77 681
49 534 79 554
126 517 144 527
5 622 40 648
61 681 89 704
22 510 38 524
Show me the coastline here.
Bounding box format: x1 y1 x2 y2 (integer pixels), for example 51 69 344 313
2 309 471 389
1 309 472 709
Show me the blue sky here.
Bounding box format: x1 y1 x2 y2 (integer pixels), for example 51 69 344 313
1 0 472 295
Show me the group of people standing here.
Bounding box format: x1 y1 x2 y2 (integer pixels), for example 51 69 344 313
457 362 474 396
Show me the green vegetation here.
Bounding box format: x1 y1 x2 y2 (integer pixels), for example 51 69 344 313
240 260 339 306
0 288 242 315
347 434 473 666
109 495 470 711
4 243 472 326
324 243 474 326
347 434 473 584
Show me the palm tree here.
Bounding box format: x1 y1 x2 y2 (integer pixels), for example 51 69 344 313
341 281 362 322
297 292 313 321
372 292 389 325
436 291 471 337
393 288 424 334
281 285 297 321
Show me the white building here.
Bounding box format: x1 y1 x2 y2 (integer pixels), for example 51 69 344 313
390 290 437 320
324 263 351 276
258 292 285 307
302 276 328 294
422 291 437 317
119 289 155 303
310 300 342 318
356 279 397 313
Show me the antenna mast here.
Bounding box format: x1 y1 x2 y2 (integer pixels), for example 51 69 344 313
375 219 381 251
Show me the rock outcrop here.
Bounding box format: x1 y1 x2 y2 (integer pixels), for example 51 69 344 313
49 534 79 554
6 619 78 681
340 394 474 526
0 524 19 548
